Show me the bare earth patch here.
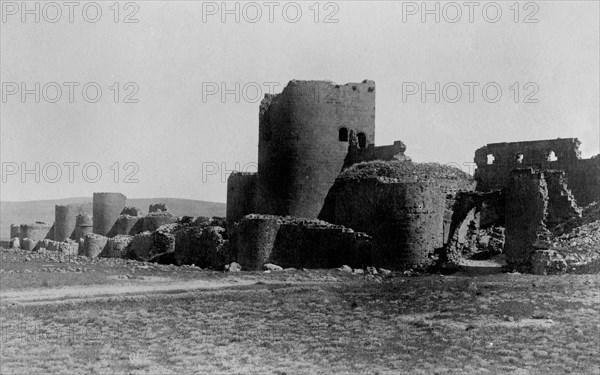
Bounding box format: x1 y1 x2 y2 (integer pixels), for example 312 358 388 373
1 248 599 374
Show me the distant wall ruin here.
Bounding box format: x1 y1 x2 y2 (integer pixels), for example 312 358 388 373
475 138 600 206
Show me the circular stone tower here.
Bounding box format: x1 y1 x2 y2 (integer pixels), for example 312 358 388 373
93 192 126 236
319 161 475 268
255 80 376 218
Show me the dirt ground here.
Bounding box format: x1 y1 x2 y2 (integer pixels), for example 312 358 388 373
1 248 599 374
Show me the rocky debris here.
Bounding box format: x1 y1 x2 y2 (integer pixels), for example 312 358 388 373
552 202 600 236
191 216 213 227
21 238 36 251
177 216 196 225
149 203 167 213
33 239 79 256
378 268 392 275
337 160 473 183
121 206 142 216
366 266 378 275
338 265 352 273
530 250 568 275
81 233 109 258
550 218 600 273
264 263 283 271
174 224 230 268
9 237 20 249
102 235 134 258
148 251 176 265
352 268 364 275
225 262 242 272
127 223 181 262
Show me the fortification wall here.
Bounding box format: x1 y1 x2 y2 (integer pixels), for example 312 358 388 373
93 192 127 236
504 168 584 271
226 172 257 222
233 215 371 270
255 80 376 218
320 178 476 268
474 138 599 205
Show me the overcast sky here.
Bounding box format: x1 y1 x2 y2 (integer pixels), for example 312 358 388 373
1 1 598 203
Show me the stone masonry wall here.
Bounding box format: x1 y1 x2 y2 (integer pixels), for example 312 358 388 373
233 215 372 270
474 138 599 206
504 169 551 270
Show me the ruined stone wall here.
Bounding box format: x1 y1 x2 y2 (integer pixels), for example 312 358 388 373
255 80 376 218
544 170 582 227
54 202 92 241
320 179 475 268
93 192 127 236
343 141 410 168
474 138 599 205
226 172 257 222
233 215 372 270
504 169 551 269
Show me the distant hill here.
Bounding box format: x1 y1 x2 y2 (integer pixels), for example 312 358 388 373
0 197 226 240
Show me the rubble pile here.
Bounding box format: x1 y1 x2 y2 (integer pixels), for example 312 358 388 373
549 219 600 273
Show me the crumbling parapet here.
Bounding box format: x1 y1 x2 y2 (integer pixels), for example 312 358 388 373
344 140 411 169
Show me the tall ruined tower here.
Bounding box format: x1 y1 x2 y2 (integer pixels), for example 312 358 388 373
254 80 376 218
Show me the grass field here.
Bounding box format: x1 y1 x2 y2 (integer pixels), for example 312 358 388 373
1 248 599 374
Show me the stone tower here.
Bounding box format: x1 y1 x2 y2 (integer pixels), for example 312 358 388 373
254 80 376 218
